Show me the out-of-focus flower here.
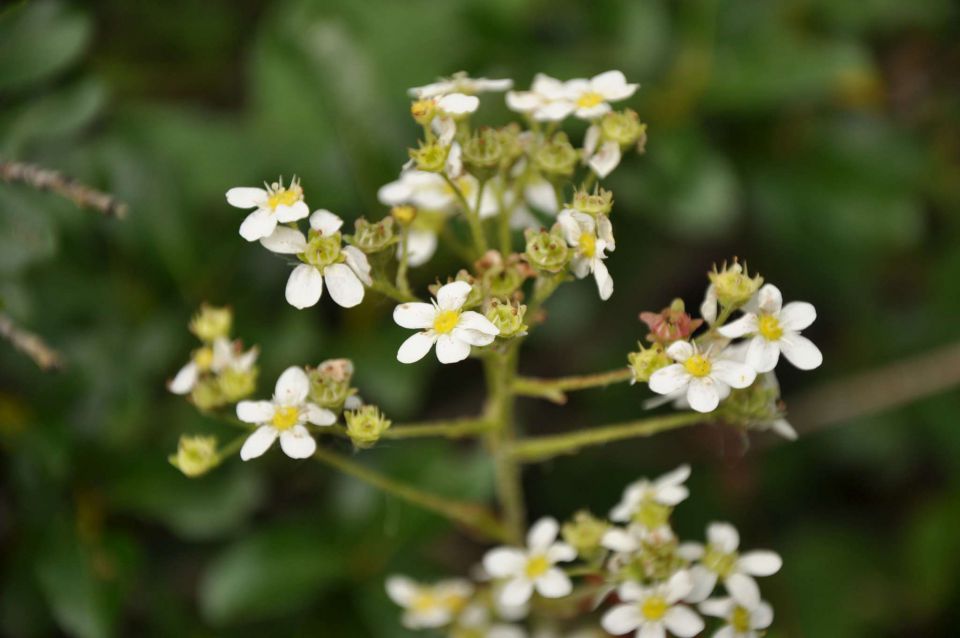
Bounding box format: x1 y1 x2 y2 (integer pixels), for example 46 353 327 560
483 517 577 607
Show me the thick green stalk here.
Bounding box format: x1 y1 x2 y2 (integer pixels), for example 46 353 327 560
513 367 634 404
483 346 525 544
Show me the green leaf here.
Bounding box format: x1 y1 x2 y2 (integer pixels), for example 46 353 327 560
0 1 92 91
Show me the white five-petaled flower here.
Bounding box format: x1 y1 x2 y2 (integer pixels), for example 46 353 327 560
482 517 576 607
261 209 372 309
385 575 473 630
601 571 705 638
168 337 258 394
563 70 639 120
506 73 578 122
649 342 757 413
610 465 690 524
409 72 513 99
557 210 614 300
678 522 782 607
236 366 336 460
227 177 310 242
393 281 499 364
718 284 822 372
699 595 774 638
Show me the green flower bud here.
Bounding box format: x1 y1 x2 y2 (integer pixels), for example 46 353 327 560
303 231 342 269
600 109 645 148
708 260 763 309
191 378 226 410
189 304 232 342
524 227 570 273
571 187 614 216
497 123 526 165
345 405 392 449
486 301 527 339
562 510 609 558
218 366 258 403
308 359 355 410
628 343 672 383
462 127 503 177
409 141 449 173
533 132 578 177
169 435 219 477
350 217 396 253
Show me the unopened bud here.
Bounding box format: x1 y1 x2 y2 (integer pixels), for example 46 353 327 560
345 405 392 449
190 304 232 342
410 99 436 125
708 259 763 309
562 511 609 558
571 187 614 216
524 227 570 273
351 217 396 253
308 359 355 410
627 343 671 383
218 367 258 403
191 378 226 410
534 132 578 177
600 109 645 147
409 141 449 173
169 435 219 477
462 127 503 177
639 299 704 344
486 301 527 339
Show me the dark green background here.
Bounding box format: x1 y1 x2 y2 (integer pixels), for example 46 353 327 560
1 0 959 636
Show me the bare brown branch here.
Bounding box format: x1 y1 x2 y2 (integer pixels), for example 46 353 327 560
0 159 128 219
0 313 64 371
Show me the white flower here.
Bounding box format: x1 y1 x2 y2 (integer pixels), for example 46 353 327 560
678 522 782 606
168 337 258 394
699 596 774 638
482 517 577 607
601 571 704 638
263 210 372 309
610 465 690 524
563 70 638 120
409 72 513 99
385 575 473 630
648 342 757 413
226 177 310 242
455 603 527 638
718 284 822 372
393 281 499 364
235 366 336 460
506 73 577 122
437 92 480 115
556 210 614 300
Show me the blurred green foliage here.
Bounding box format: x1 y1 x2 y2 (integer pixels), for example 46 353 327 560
1 0 959 636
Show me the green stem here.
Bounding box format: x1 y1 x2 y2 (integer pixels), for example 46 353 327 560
312 445 509 542
483 346 525 543
396 227 411 296
513 367 634 404
443 174 487 255
214 433 247 464
384 417 492 439
495 175 512 256
370 278 419 303
507 412 705 463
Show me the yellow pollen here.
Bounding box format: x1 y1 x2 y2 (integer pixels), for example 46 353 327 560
684 354 712 377
193 347 214 371
578 232 597 258
266 188 301 211
758 314 783 341
525 555 550 579
576 91 604 109
433 310 460 334
271 406 300 430
731 606 752 632
411 592 438 613
641 596 668 621
442 593 468 614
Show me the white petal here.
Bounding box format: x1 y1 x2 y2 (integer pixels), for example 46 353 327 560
655 484 689 506
309 209 344 235
711 360 757 389
685 565 719 603
752 601 774 628
756 284 782 314
168 361 198 394
534 100 575 122
717 314 758 339
524 178 558 214
397 332 436 364
436 280 472 311
547 542 577 563
707 523 740 553
324 263 365 308
385 575 418 606
435 334 471 364
275 200 309 223
745 337 781 373
714 627 736 638
649 364 690 395
434 116 457 146
305 403 337 426
527 517 559 550
499 578 534 608
275 366 309 405
601 528 639 553
591 70 638 101
663 605 704 638
725 573 760 608
737 551 782 577
236 400 275 424
779 334 823 370
378 179 412 206
778 301 816 331
697 597 734 619
505 90 541 112
687 377 720 413
445 141 463 177
393 303 437 329
239 209 278 241
226 187 267 208
457 310 500 335
664 570 694 603
285 264 324 309
535 568 572 598
617 581 647 602
437 92 479 115
666 340 694 362
701 284 718 324
342 245 372 286
676 542 704 562
279 424 316 459
638 621 666 638
452 327 496 347
483 547 527 578
240 425 278 461
589 140 621 179
404 230 438 267
601 604 643 635
593 258 614 300
260 226 307 254
657 464 692 487
771 418 798 440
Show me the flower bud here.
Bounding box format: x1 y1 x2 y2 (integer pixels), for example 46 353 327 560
409 141 449 173
639 299 704 344
497 123 527 165
169 435 219 477
486 300 527 339
350 217 396 254
524 227 570 273
308 359 355 410
345 405 392 449
533 132 578 177
410 98 436 125
189 304 232 343
627 343 672 383
475 251 531 298
218 366 258 403
462 127 503 176
391 205 417 226
562 510 609 558
708 260 763 309
600 109 645 148
571 187 614 216
191 378 226 410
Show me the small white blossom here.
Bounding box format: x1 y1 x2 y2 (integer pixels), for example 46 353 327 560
409 72 513 99
394 281 499 364
583 124 622 178
699 595 774 638
482 517 576 607
648 342 757 413
226 177 310 242
563 70 638 120
601 571 704 638
678 522 782 606
556 210 614 300
236 366 336 461
168 337 258 394
437 92 481 116
506 73 577 122
718 284 822 372
385 575 473 630
610 465 690 524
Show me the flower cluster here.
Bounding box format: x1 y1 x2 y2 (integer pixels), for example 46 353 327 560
387 466 781 637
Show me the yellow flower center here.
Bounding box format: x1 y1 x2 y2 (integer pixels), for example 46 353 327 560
193 346 214 372
271 406 300 430
266 187 301 211
758 314 783 341
731 606 752 632
576 91 604 109
524 555 550 579
578 232 597 258
641 596 668 621
442 593 468 614
412 592 438 613
433 310 460 334
634 498 672 529
684 354 712 378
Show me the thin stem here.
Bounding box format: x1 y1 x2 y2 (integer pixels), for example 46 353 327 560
495 174 512 256
580 171 597 191
370 278 419 303
384 417 492 439
0 313 64 371
507 412 705 463
443 174 487 255
484 346 526 543
513 367 634 404
396 226 411 296
312 445 509 542
214 433 247 464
